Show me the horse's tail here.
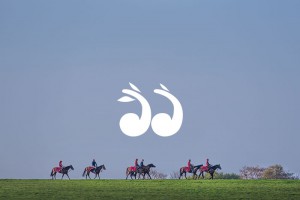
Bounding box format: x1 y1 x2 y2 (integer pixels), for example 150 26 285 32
126 167 130 176
82 168 87 177
50 169 53 176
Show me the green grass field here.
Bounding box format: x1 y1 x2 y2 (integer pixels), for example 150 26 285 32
0 179 299 199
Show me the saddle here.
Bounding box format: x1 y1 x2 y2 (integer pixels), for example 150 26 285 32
53 167 63 173
184 167 192 173
87 166 95 171
129 166 138 171
201 165 211 171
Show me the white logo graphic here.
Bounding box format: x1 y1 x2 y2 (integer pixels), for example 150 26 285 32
117 83 152 137
118 83 183 137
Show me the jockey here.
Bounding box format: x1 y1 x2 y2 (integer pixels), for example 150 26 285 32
201 158 210 171
140 159 144 167
206 158 210 169
186 159 191 172
59 160 63 171
134 158 139 171
92 159 97 169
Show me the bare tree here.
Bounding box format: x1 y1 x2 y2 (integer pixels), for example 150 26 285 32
240 166 265 179
142 170 167 179
169 171 180 179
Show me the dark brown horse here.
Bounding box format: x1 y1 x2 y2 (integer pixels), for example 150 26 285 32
82 165 106 179
198 164 222 179
126 166 137 180
137 164 156 179
50 165 74 180
179 164 203 179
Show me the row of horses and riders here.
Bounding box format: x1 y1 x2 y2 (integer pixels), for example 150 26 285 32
50 159 222 180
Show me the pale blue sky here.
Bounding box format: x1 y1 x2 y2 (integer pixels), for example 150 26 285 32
0 0 299 179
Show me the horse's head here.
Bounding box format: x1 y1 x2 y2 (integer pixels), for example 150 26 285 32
148 163 156 168
70 165 74 170
102 164 106 170
215 164 221 170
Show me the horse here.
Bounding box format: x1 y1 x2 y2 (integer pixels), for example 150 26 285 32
192 165 203 179
179 164 203 179
126 167 138 180
82 164 106 179
137 164 156 179
50 165 74 180
198 164 222 179
126 166 138 180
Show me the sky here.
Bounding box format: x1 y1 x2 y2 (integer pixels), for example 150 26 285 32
0 0 299 179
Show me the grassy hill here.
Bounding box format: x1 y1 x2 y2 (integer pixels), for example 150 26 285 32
0 179 299 199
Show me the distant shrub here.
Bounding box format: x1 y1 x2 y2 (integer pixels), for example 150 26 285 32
240 164 295 180
203 172 240 179
262 164 294 179
216 172 240 179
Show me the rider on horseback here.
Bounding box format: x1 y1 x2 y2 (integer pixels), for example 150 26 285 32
186 159 192 172
92 159 97 169
134 158 139 171
201 158 211 171
59 160 63 172
206 158 210 169
140 159 144 168
206 158 210 167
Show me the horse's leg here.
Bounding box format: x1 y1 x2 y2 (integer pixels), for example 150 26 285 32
179 169 182 179
66 173 70 180
98 173 101 180
126 168 129 180
148 172 151 180
61 174 64 180
184 172 187 179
